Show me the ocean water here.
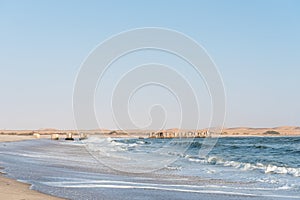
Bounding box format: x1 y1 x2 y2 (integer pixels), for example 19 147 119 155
0 137 300 199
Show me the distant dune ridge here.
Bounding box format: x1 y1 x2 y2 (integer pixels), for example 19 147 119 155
221 126 300 136
0 126 300 138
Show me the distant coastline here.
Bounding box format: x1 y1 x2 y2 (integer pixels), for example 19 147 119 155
1 126 300 138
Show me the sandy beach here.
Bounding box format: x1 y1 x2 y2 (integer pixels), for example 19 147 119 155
0 135 36 142
0 175 63 200
0 135 63 200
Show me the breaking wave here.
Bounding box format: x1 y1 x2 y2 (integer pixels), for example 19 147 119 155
187 155 300 177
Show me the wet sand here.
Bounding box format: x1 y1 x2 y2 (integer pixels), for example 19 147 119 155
0 135 63 200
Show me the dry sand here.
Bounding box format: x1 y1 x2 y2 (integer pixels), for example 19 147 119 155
220 126 300 136
0 175 63 200
0 135 36 142
0 135 64 200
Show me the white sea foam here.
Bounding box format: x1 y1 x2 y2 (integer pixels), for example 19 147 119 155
41 178 300 199
265 165 300 177
187 155 300 177
83 137 300 177
165 165 182 170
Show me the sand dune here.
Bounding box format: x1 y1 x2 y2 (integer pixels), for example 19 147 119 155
1 126 300 138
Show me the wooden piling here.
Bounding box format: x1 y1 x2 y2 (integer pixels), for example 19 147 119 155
65 133 74 140
79 133 88 140
51 134 59 140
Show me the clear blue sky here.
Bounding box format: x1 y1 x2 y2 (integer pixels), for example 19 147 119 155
0 0 299 129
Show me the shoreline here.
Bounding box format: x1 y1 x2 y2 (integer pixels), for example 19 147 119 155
1 133 300 143
1 134 299 199
0 135 64 200
0 134 52 142
0 174 63 200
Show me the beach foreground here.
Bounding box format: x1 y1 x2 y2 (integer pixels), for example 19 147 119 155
0 135 63 200
0 175 62 200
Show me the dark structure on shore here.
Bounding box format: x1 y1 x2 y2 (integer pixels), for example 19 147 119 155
149 130 210 139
